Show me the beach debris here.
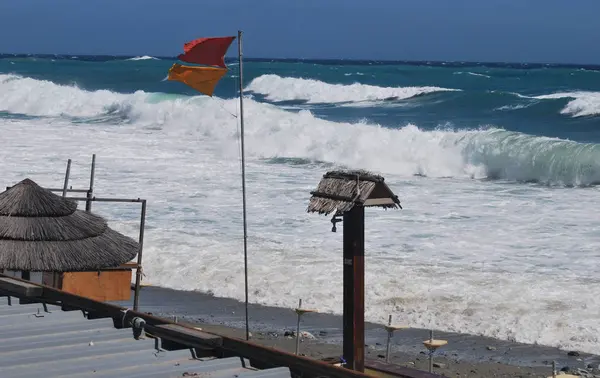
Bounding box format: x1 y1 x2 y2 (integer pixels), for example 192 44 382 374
567 351 581 357
432 362 446 368
300 331 315 340
486 345 497 351
572 368 600 378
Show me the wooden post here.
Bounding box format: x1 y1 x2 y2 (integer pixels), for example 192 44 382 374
342 205 365 372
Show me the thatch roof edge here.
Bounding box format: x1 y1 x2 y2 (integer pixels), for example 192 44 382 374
322 169 385 183
306 169 401 215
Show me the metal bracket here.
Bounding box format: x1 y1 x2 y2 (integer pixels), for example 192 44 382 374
331 214 343 232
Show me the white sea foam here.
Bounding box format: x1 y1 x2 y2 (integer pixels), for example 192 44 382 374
0 74 139 117
454 71 492 79
245 74 460 104
1 75 600 354
495 103 533 111
126 56 159 61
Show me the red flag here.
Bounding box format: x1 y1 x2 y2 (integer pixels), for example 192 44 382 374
178 36 236 68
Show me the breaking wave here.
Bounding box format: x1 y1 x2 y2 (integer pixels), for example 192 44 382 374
2 73 600 186
126 56 159 61
532 91 600 117
245 74 460 104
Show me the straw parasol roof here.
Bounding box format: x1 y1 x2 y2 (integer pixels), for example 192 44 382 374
0 178 139 272
307 170 401 215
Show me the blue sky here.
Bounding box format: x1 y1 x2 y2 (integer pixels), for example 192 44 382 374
0 0 598 64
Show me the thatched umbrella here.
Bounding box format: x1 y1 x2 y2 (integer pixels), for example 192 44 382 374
307 169 401 215
307 169 401 372
0 178 139 272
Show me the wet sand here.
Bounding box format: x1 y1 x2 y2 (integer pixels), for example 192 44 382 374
117 286 600 377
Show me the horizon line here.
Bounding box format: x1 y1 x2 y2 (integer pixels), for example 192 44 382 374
1 52 600 68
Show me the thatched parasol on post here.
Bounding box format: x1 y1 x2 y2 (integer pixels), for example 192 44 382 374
0 178 139 272
307 170 401 372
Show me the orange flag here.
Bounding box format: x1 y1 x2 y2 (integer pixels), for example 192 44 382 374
167 63 228 96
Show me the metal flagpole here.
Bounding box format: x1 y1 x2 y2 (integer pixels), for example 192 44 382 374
237 29 250 341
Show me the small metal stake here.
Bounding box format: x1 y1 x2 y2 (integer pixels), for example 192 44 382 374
295 299 302 355
546 360 578 378
385 315 393 362
428 330 434 373
294 299 317 356
423 329 447 374
383 315 406 363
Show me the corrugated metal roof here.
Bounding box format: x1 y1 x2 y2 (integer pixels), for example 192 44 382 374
0 296 292 378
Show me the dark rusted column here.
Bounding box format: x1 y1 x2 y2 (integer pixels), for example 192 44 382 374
342 205 365 372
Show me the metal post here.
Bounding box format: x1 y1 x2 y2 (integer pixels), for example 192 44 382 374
295 299 302 355
62 159 72 197
133 200 147 311
85 154 96 212
342 206 365 372
238 29 250 342
429 330 434 373
552 361 556 378
385 314 392 363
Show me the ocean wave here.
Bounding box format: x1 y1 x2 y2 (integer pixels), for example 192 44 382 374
532 91 600 117
245 74 460 104
453 71 492 79
491 90 600 117
2 73 600 186
0 74 142 118
494 103 534 111
126 56 159 61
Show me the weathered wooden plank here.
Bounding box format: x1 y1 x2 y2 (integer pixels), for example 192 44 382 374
363 198 397 206
0 277 43 297
365 359 444 378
